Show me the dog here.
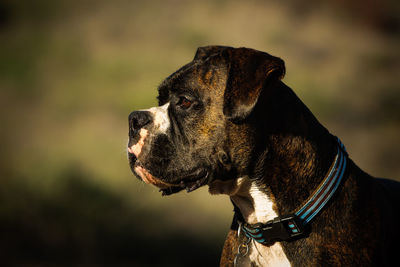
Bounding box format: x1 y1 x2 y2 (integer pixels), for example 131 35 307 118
127 46 400 266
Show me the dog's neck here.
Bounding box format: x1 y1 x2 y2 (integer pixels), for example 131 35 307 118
209 136 337 225
209 177 278 224
259 82 338 216
210 82 338 223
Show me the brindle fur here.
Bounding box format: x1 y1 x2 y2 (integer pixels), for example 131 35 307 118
128 46 400 266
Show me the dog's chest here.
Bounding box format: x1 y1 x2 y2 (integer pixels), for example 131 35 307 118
248 241 290 267
226 182 290 266
246 187 291 267
210 178 291 266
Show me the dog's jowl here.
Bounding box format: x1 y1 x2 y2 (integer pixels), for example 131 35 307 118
127 46 400 267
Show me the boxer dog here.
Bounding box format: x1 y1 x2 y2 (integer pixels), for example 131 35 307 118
127 46 399 266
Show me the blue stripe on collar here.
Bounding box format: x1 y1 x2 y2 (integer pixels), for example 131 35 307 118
239 137 348 245
295 144 347 224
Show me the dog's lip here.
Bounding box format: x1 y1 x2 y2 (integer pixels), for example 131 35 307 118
127 146 135 155
132 161 209 195
128 151 137 162
134 165 175 189
160 169 209 196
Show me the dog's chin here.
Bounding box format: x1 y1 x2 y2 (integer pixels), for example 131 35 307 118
134 165 175 189
129 154 209 196
159 168 210 196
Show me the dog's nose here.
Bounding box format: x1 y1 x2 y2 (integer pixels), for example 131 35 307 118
129 111 152 135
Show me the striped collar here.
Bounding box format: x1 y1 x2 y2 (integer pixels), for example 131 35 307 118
295 138 347 224
235 137 348 245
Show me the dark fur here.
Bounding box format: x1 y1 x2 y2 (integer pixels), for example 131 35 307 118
128 46 400 266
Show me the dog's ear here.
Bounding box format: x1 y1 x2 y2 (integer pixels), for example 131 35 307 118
223 48 285 122
194 45 232 61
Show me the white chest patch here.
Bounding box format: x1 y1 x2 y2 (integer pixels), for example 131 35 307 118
248 239 290 267
209 177 291 267
246 183 277 224
246 184 291 267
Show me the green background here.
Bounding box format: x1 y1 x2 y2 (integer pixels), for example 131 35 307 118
0 0 399 266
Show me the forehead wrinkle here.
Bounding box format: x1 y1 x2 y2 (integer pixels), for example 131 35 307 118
158 61 203 101
159 61 199 88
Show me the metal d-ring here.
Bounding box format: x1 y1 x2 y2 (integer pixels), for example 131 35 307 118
234 223 252 267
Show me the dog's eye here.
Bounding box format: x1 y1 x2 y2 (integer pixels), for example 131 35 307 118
177 96 193 110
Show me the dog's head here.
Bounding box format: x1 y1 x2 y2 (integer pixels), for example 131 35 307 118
127 46 285 195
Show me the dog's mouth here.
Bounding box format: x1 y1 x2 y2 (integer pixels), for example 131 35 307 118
159 169 210 196
129 153 209 196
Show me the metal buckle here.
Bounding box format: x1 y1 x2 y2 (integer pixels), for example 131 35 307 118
243 214 305 245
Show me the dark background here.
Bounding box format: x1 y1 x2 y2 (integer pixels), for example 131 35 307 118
0 0 399 266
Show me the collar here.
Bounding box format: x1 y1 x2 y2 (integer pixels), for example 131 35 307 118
233 137 348 245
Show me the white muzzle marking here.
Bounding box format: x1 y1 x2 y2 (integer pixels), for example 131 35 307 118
147 103 170 134
127 103 170 158
128 128 149 157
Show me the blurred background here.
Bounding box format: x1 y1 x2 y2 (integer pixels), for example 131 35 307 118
0 0 399 266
